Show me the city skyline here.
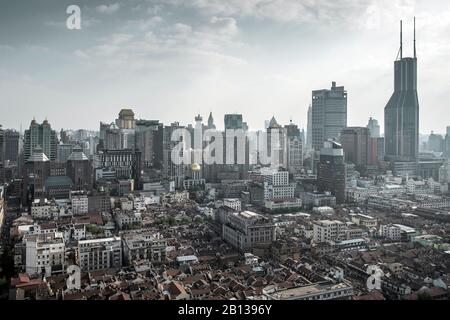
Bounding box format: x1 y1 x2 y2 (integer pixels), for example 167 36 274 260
1 0 450 133
2 1 450 304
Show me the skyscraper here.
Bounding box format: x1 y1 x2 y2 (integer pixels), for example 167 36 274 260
23 119 58 162
285 121 303 174
23 146 51 204
367 117 381 138
207 112 216 129
427 131 444 153
340 127 370 171
135 120 162 168
444 126 450 158
5 129 20 164
267 116 287 169
116 109 136 130
384 19 420 163
224 114 244 130
306 105 312 150
103 123 121 150
67 145 92 191
57 144 74 163
311 82 347 151
163 122 186 188
317 140 346 204
0 126 4 183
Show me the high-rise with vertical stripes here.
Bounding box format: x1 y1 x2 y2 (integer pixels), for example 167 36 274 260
384 19 420 163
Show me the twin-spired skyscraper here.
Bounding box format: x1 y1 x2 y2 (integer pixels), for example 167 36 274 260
384 19 420 163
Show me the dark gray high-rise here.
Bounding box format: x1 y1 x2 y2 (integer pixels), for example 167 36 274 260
385 19 420 163
311 82 347 151
224 114 244 130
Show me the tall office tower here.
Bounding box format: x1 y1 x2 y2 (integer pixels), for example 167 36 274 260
427 131 444 153
57 144 74 163
60 129 70 144
103 123 121 150
317 140 346 204
0 126 4 183
163 122 186 188
311 82 347 151
135 120 162 168
340 127 370 171
3 129 20 164
207 112 216 129
192 114 204 164
99 122 109 146
23 146 51 204
97 149 141 185
116 109 136 129
224 114 244 130
444 126 450 158
306 105 312 150
23 119 58 162
377 137 385 162
366 137 379 167
267 117 287 169
67 145 92 191
385 19 420 163
121 129 136 150
285 121 303 173
367 117 381 138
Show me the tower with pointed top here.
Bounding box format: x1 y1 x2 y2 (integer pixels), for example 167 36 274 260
384 18 419 164
207 112 216 129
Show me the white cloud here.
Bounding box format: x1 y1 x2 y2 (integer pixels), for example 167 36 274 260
166 0 416 27
96 3 120 14
121 16 164 31
74 49 89 59
208 17 238 36
0 44 15 52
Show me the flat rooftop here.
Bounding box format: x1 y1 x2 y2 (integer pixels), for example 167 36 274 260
273 282 352 300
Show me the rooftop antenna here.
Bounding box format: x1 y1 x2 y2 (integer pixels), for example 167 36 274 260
399 20 403 60
414 16 417 58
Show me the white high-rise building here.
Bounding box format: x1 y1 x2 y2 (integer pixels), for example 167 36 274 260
367 117 381 138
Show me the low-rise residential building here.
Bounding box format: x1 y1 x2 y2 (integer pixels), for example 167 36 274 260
77 236 122 272
70 191 88 215
24 232 65 276
379 224 402 241
351 214 377 229
119 196 134 212
264 198 302 211
113 210 142 229
313 220 347 243
122 231 167 265
62 224 86 242
223 198 242 211
367 196 415 212
221 211 276 252
267 281 353 300
30 198 58 220
302 192 337 209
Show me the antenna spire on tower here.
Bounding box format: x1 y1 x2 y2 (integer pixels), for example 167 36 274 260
400 20 403 59
414 16 417 58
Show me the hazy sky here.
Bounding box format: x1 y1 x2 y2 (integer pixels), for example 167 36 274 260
0 0 449 133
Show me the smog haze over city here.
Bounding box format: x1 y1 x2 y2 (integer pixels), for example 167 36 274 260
0 0 450 133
